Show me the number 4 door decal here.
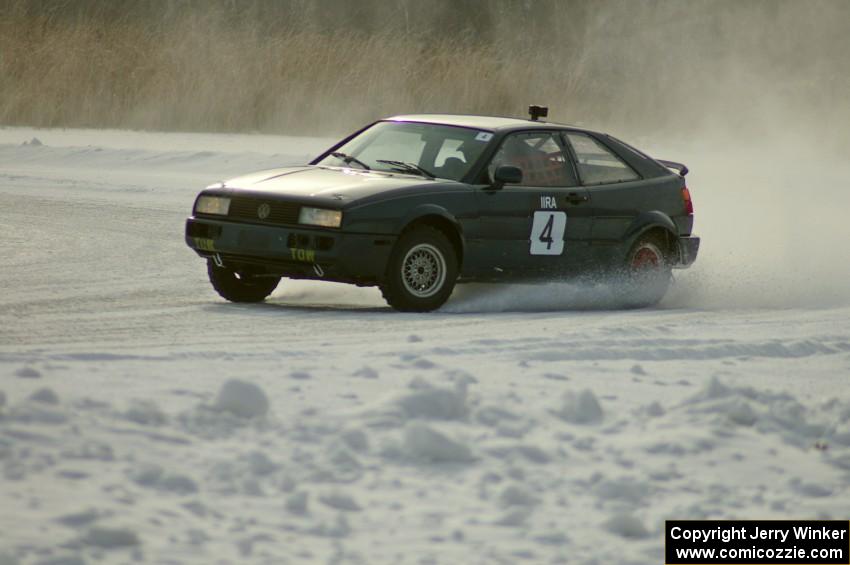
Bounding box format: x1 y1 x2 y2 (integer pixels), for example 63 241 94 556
529 210 567 255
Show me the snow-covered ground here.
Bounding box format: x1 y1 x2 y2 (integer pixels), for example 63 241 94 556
1 126 848 565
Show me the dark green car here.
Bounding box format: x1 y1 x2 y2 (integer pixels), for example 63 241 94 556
185 110 699 311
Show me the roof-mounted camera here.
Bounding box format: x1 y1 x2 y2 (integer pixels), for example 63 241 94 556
528 105 548 121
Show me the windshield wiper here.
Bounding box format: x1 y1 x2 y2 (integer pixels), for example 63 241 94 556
331 151 370 170
375 160 435 180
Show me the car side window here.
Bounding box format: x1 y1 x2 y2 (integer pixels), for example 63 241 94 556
487 132 577 187
564 132 640 185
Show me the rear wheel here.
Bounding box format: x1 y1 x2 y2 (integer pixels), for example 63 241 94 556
623 234 672 307
380 226 458 312
207 260 280 303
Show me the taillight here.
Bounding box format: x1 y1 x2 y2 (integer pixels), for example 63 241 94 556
681 186 693 215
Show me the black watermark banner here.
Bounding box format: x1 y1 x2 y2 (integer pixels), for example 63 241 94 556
666 520 849 564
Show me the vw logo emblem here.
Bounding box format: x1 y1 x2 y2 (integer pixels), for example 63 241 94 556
257 203 271 219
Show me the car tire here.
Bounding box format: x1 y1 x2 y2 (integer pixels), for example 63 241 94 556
380 226 458 312
623 233 672 308
207 260 280 303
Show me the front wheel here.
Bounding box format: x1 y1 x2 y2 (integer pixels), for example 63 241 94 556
207 260 280 303
622 234 672 307
380 226 458 312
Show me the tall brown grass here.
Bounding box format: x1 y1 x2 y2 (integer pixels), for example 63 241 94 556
0 4 594 135
1 0 849 143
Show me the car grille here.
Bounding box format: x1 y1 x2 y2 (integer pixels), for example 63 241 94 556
228 197 301 226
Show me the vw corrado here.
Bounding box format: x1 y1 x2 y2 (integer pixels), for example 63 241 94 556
186 108 699 311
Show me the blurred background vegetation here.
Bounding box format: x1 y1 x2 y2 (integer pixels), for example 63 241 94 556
1 0 848 140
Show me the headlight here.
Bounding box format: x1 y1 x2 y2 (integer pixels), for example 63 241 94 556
299 207 342 228
195 195 231 216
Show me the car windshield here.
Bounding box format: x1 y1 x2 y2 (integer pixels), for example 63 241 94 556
316 121 493 181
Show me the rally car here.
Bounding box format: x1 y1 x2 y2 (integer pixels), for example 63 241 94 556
185 106 699 311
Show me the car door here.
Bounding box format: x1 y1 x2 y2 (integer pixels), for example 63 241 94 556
562 131 645 254
471 130 593 279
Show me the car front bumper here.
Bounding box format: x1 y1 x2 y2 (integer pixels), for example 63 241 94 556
676 236 700 268
185 217 395 285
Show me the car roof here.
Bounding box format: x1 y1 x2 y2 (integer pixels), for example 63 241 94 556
386 114 595 133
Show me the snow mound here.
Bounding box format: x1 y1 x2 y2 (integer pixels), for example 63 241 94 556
494 508 532 527
214 379 269 418
285 491 309 516
29 387 59 405
129 464 198 494
499 484 539 507
603 514 651 539
82 526 139 548
396 383 468 421
352 366 379 379
319 491 362 512
403 422 473 463
553 389 604 424
593 477 650 505
367 378 470 424
475 405 521 427
484 442 552 464
686 376 732 403
205 450 286 495
641 401 665 418
14 367 41 379
683 377 837 448
790 478 832 498
306 514 350 538
55 509 100 528
8 397 66 425
340 428 369 452
724 398 758 426
123 400 167 426
245 450 278 475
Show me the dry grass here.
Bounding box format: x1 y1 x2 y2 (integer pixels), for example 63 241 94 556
0 6 593 135
1 0 849 144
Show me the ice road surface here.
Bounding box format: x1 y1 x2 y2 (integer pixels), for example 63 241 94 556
1 127 849 565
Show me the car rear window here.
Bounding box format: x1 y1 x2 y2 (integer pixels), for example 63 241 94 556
565 132 640 185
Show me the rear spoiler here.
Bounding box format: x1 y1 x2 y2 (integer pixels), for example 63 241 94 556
658 159 688 177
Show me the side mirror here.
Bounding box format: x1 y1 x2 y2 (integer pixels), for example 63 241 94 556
492 165 522 190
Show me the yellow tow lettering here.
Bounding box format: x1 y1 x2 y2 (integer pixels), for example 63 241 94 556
194 237 216 251
290 248 315 262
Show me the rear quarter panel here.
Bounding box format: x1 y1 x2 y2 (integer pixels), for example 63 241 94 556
589 175 684 242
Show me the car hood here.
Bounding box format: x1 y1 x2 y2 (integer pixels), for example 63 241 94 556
213 165 440 206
